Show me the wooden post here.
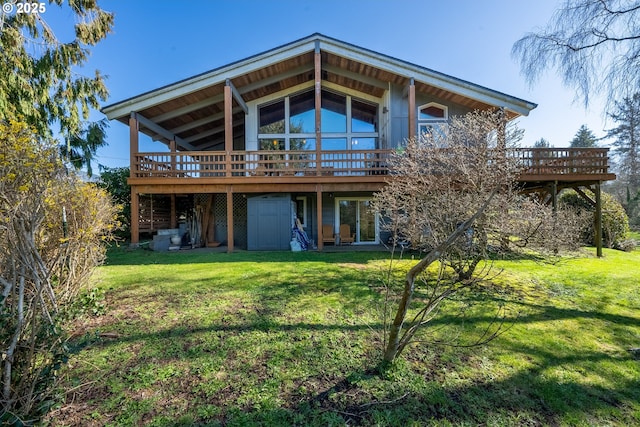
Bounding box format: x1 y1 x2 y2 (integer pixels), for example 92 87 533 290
224 84 233 177
226 188 234 253
551 181 558 213
408 78 415 139
169 139 177 176
170 194 177 229
314 41 322 175
497 107 506 151
130 188 139 246
129 114 139 246
317 187 323 251
169 139 177 230
595 182 603 257
129 114 139 176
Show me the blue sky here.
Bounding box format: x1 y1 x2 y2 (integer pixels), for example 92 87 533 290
45 0 610 170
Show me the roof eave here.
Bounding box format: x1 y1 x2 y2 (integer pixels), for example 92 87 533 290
102 33 536 120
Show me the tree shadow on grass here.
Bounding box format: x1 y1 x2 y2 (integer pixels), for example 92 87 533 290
211 341 639 427
104 245 390 266
65 271 640 426
133 346 639 427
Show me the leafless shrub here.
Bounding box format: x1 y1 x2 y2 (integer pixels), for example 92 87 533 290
374 111 582 364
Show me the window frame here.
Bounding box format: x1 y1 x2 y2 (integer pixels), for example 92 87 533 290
256 88 379 151
418 102 448 122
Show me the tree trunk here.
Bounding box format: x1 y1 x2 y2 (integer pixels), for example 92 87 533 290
383 189 499 363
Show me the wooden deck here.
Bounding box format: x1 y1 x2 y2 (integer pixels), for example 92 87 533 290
128 147 615 190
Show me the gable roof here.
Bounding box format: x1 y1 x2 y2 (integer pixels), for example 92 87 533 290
102 33 536 149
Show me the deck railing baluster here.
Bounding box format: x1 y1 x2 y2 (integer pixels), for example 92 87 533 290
129 148 610 180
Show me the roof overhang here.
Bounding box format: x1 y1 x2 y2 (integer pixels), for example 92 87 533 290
102 33 537 149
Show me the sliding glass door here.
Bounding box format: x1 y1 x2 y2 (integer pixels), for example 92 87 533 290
336 198 378 244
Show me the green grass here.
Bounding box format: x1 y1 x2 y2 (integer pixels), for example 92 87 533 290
50 246 640 426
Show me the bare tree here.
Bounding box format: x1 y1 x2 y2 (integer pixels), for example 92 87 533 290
512 0 640 108
374 111 582 364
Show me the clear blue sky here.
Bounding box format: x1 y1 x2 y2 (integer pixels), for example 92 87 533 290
48 0 609 170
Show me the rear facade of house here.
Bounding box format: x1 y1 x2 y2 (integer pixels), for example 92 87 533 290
102 34 613 252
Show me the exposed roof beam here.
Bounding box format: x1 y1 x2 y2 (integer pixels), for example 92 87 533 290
103 41 317 119
184 124 225 143
185 120 244 145
104 35 536 121
132 112 197 151
149 64 315 124
323 64 389 90
152 93 224 123
168 106 244 134
226 79 248 114
169 116 217 134
198 140 225 150
320 38 537 116
238 64 314 94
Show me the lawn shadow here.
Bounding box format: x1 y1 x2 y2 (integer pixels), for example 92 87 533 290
105 245 390 266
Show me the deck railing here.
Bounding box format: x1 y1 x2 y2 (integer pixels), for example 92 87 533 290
132 148 611 179
133 149 391 178
511 147 610 176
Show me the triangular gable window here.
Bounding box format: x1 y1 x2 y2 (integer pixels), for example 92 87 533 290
418 102 447 121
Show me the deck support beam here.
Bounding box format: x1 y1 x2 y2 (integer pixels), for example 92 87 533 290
572 183 604 257
314 41 322 176
594 181 603 257
170 194 177 229
408 78 415 138
226 79 248 114
497 107 506 150
129 114 139 176
224 84 233 177
317 187 323 251
131 188 139 246
129 115 140 246
226 188 234 253
132 112 195 151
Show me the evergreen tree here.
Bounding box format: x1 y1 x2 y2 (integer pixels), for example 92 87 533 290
60 119 109 177
570 125 598 148
533 138 551 148
607 93 640 188
0 0 114 140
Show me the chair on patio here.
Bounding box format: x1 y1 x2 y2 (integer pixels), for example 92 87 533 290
339 224 355 245
322 224 335 245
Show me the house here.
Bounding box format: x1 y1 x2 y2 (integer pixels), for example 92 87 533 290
102 33 615 252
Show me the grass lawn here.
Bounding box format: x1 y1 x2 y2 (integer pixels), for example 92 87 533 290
50 246 640 426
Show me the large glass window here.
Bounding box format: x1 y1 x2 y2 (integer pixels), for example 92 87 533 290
321 90 347 132
352 99 377 132
257 89 379 152
290 138 315 151
289 91 315 133
259 138 285 151
322 138 347 150
259 100 285 134
351 137 376 150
